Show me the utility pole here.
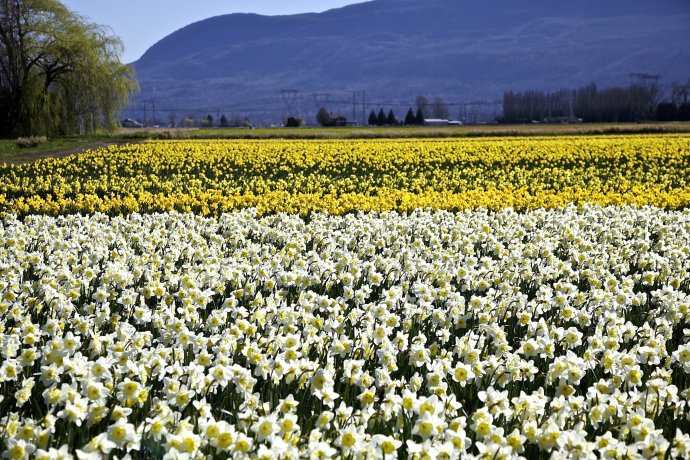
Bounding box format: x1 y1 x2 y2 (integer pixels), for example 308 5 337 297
143 100 147 127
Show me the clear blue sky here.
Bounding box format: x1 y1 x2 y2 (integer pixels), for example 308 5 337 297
61 1 366 63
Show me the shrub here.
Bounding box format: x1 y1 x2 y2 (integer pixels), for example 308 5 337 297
15 136 47 148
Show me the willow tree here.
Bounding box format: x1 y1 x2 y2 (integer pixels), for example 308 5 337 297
0 0 137 136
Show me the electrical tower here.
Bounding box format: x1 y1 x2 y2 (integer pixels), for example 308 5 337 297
352 91 366 126
280 89 299 120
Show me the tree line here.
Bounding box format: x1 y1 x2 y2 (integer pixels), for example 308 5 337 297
502 80 690 123
316 95 451 127
367 108 426 126
0 0 137 137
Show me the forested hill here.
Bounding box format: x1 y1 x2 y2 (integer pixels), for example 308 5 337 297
130 0 690 124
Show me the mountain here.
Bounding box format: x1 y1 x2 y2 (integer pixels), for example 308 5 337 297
130 0 690 125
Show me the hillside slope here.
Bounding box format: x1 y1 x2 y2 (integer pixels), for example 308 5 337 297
130 0 690 124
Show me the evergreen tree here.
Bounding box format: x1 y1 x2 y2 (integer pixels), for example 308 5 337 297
387 109 397 126
404 108 415 125
377 108 387 126
368 111 378 126
415 108 425 125
219 114 228 127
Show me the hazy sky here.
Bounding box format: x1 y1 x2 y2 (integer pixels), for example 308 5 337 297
61 1 366 63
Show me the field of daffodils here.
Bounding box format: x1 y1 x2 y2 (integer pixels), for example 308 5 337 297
1 135 690 459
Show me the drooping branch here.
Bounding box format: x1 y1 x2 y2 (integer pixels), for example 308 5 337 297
0 0 138 136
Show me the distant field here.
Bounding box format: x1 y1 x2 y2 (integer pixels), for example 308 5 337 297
2 122 689 164
120 121 690 140
1 122 689 165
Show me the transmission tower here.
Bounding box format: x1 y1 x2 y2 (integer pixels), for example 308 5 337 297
281 89 299 119
352 91 366 126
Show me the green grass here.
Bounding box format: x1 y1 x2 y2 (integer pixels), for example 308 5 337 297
0 137 127 164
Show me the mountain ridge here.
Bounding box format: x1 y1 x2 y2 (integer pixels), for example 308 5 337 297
129 0 690 125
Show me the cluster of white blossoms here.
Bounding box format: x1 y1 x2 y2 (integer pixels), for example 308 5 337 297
1 205 690 459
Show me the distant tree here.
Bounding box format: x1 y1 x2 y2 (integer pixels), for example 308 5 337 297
286 116 303 127
431 97 449 119
226 114 242 127
377 108 386 126
387 109 397 126
219 114 228 127
404 108 415 125
183 118 194 128
671 80 690 106
168 112 177 128
201 114 213 128
504 82 660 123
574 83 598 122
415 108 425 125
242 117 253 128
679 102 690 121
415 96 429 118
316 108 334 127
368 111 378 126
656 103 677 122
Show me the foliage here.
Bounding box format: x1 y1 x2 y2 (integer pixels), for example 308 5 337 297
377 109 387 126
431 97 449 119
0 0 138 137
387 109 397 126
315 108 346 127
657 103 678 122
200 115 214 128
415 109 425 125
415 96 429 117
286 117 303 128
15 135 46 148
657 102 690 122
404 108 416 126
316 108 334 127
503 82 663 123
